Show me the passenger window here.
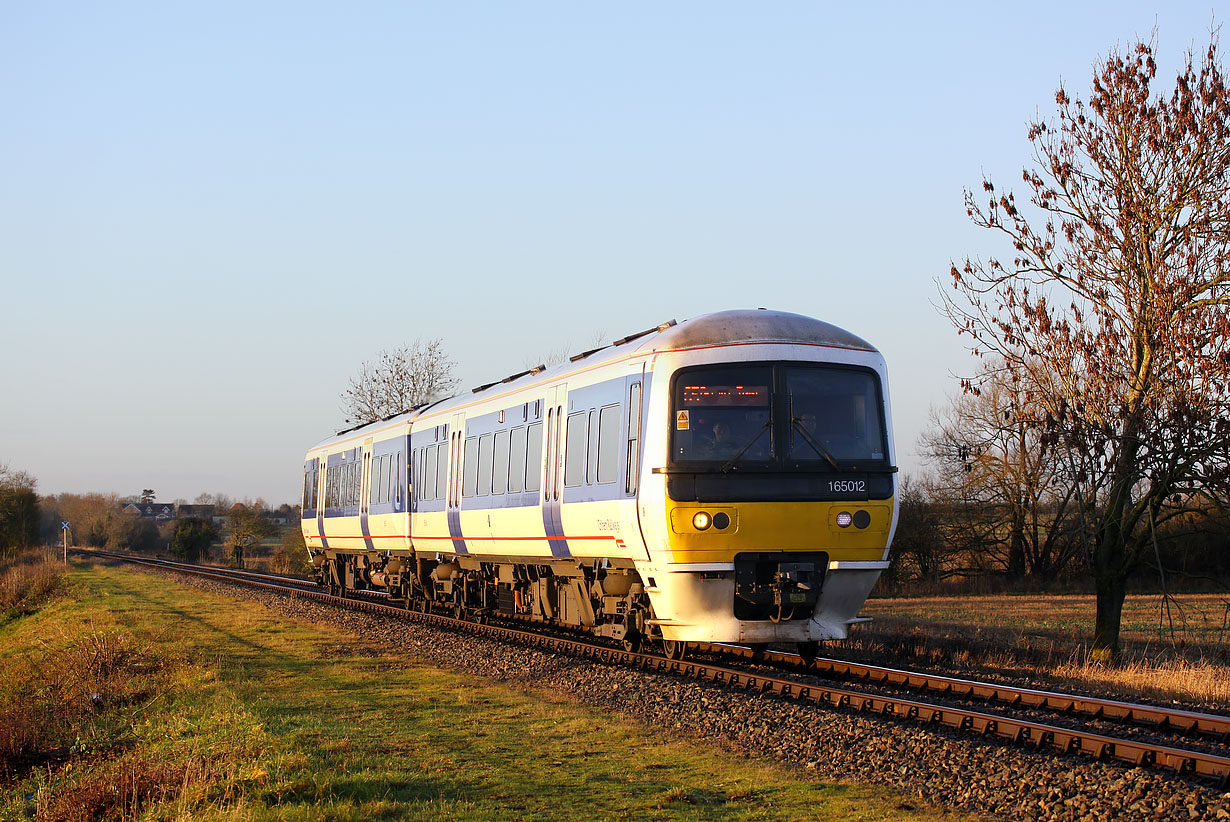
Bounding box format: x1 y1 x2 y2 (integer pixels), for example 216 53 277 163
493 430 510 495
412 453 420 504
477 433 494 496
626 383 641 495
597 404 620 483
384 454 393 504
525 422 542 492
463 437 479 497
396 451 403 505
564 412 587 487
587 410 599 485
509 426 526 494
424 447 437 501
436 442 448 500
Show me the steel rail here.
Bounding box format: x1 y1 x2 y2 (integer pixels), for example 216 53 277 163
86 550 1230 785
709 645 1230 740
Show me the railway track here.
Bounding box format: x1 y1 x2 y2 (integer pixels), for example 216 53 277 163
81 549 1230 786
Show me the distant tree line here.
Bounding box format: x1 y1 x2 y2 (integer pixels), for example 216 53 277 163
23 489 311 575
0 464 39 558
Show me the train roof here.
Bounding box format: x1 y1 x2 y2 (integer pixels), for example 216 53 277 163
632 309 876 355
311 309 877 450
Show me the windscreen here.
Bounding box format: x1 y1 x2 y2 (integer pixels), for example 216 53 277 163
785 366 886 463
671 363 886 468
673 366 773 463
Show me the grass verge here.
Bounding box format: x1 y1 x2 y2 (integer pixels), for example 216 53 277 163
1 560 965 821
0 550 67 627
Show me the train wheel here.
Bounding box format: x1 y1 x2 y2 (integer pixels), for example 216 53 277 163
453 601 465 620
622 633 643 653
797 641 819 665
662 640 688 661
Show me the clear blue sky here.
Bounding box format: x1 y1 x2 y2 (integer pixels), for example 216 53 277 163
0 2 1220 505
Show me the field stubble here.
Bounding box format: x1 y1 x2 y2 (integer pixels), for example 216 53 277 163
850 592 1230 706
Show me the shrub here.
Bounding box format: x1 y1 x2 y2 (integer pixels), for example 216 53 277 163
0 624 171 779
168 517 218 562
0 548 66 618
270 527 312 576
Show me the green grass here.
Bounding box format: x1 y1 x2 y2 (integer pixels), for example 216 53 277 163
1 560 965 821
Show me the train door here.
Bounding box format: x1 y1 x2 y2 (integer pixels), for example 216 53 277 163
359 439 374 551
543 383 568 558
315 456 328 550
624 371 652 562
398 431 411 551
446 412 468 555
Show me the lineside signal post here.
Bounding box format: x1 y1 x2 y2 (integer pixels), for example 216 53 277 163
61 521 70 564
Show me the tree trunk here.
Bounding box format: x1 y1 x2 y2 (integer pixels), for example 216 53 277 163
1092 570 1127 662
1092 412 1143 662
1007 508 1026 578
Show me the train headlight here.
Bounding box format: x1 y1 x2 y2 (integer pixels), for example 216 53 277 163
693 512 712 531
836 511 853 528
713 512 730 530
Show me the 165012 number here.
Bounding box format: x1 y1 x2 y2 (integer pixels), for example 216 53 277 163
827 480 866 493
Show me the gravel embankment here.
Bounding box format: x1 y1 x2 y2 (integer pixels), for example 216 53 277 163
170 573 1230 822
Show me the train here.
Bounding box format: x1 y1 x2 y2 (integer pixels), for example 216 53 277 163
301 309 897 659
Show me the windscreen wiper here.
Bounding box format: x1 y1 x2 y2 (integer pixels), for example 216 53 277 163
791 417 841 471
720 421 772 473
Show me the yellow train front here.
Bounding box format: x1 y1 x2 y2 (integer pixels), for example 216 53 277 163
631 310 896 655
301 309 896 658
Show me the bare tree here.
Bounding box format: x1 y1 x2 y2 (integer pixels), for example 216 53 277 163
941 32 1230 658
195 492 233 512
224 501 275 569
523 328 608 370
883 474 950 586
51 493 120 547
341 338 459 426
920 360 1082 582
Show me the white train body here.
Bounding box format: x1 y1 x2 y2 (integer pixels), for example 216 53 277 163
302 310 897 652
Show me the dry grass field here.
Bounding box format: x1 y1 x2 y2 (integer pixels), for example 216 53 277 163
848 592 1230 707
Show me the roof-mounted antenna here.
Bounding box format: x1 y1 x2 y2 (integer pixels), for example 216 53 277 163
500 365 548 384
382 402 425 421
613 319 677 346
569 345 608 363
472 360 551 394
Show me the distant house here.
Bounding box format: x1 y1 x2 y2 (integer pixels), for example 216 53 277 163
122 502 175 520
175 504 215 520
